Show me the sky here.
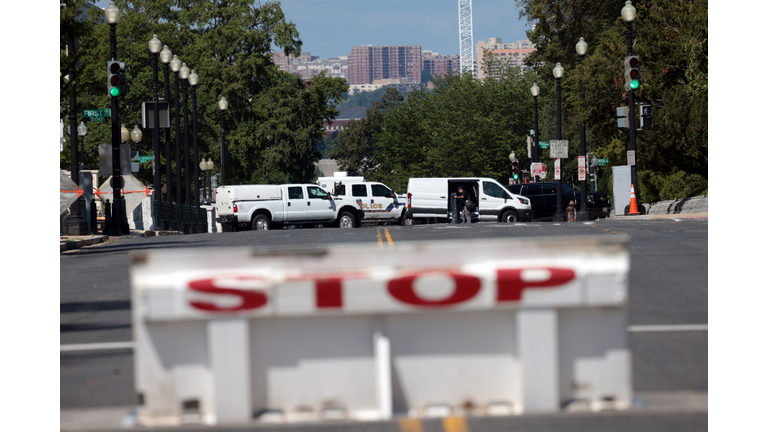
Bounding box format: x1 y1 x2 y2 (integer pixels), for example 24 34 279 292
88 0 532 59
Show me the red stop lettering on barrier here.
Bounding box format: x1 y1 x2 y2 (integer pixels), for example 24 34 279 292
496 267 576 302
387 271 482 307
188 277 269 312
314 278 343 308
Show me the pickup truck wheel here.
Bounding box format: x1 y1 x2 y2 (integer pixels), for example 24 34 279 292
338 211 356 229
501 210 519 223
400 213 413 226
252 214 270 231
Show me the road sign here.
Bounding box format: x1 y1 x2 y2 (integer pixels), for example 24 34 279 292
627 150 635 166
578 156 586 181
550 140 568 158
83 109 111 122
598 158 610 166
539 141 550 149
578 156 586 168
139 155 154 163
554 158 561 180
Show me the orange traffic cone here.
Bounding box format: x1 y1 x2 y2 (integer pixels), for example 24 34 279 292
628 184 640 215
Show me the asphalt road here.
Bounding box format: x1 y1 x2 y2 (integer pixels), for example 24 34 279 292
60 217 708 430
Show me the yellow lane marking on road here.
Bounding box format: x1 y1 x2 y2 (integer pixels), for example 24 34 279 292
384 228 394 247
398 418 424 432
443 416 469 432
376 228 384 248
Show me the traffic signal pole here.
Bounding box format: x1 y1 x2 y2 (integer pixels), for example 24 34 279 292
626 21 640 206
109 22 125 236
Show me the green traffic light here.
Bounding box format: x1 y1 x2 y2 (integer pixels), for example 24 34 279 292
110 87 121 97
513 174 519 180
630 80 639 90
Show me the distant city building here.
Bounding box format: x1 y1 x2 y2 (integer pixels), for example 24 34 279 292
272 51 321 74
323 107 367 136
475 38 536 79
349 78 423 96
347 44 422 85
422 51 460 80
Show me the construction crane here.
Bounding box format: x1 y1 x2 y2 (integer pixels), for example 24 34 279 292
458 0 474 74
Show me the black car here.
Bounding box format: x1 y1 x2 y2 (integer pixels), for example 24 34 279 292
505 182 611 220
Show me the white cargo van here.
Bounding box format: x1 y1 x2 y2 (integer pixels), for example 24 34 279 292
318 174 409 225
406 177 533 224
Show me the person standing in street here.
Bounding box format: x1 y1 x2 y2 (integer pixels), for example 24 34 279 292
456 186 470 224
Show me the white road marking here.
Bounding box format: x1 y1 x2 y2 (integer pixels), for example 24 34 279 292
627 324 707 332
60 341 135 352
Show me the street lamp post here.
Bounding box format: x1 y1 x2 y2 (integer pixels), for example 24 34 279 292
170 55 182 213
530 82 540 176
575 37 590 221
149 34 162 231
180 63 190 208
105 0 125 236
160 45 173 211
552 62 565 222
189 69 200 207
206 158 214 203
622 0 640 205
219 96 228 186
199 158 210 205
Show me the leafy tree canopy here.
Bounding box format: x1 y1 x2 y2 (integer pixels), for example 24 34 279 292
60 0 348 188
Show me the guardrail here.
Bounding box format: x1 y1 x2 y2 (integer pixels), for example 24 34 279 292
130 235 631 426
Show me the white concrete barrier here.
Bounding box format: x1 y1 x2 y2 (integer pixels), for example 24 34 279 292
130 235 631 426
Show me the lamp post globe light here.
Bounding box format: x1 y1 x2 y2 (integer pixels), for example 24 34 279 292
77 121 88 170
105 1 119 23
530 82 540 171
131 124 142 144
622 0 640 208
575 37 590 221
120 123 130 142
219 96 228 186
552 62 565 222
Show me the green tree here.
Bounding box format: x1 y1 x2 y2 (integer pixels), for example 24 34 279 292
338 86 389 109
60 0 347 189
374 61 538 192
331 87 404 178
515 0 708 201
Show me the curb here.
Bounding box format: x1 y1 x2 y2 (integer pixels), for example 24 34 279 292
610 195 708 218
60 235 109 252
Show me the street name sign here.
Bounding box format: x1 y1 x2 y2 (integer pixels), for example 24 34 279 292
598 158 610 166
83 109 111 122
139 155 154 163
550 140 568 158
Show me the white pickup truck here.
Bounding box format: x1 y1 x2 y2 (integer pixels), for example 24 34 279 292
317 175 410 225
214 184 364 231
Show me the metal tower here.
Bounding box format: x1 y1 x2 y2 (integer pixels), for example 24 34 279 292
458 0 474 75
